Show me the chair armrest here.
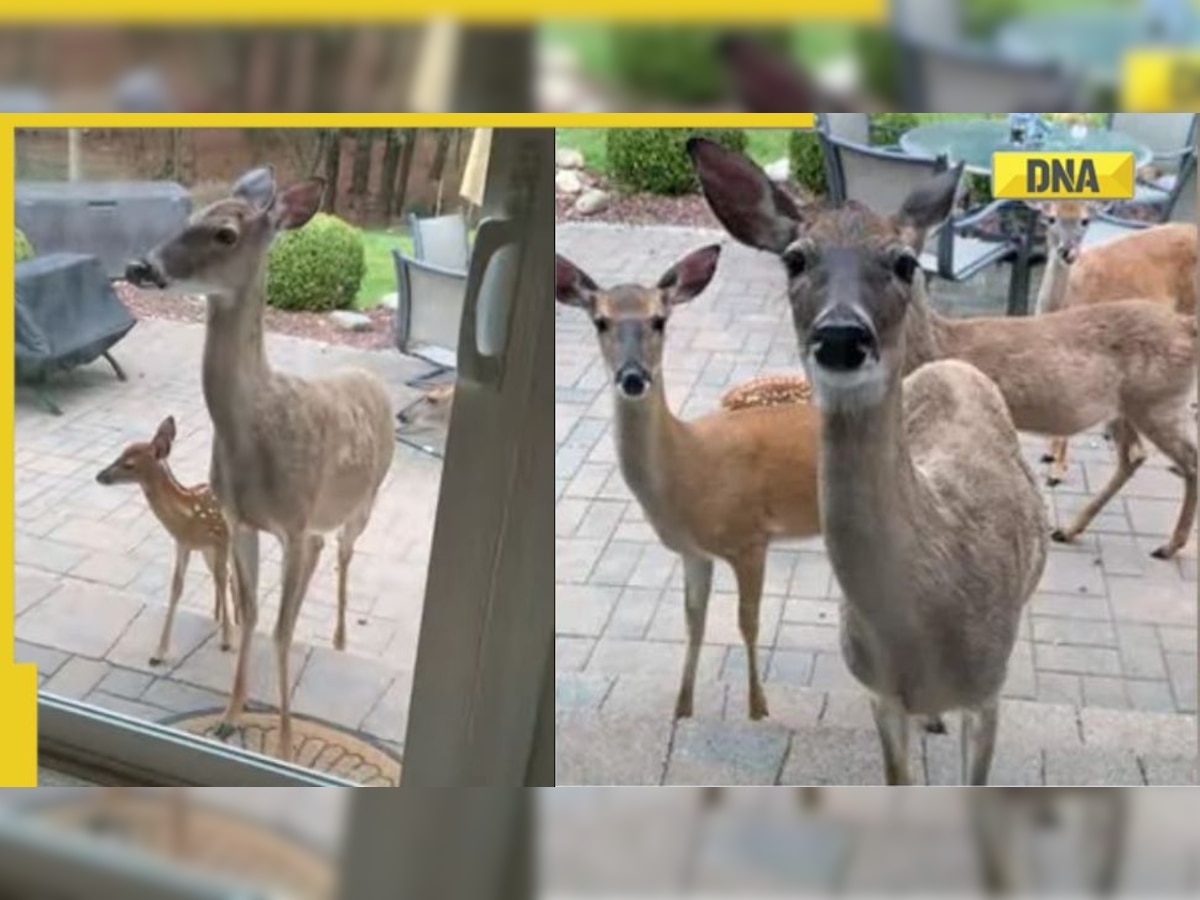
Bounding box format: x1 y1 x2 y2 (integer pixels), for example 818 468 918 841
1093 208 1151 230
950 198 1025 231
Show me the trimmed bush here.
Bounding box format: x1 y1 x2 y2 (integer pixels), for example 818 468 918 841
610 27 791 106
607 128 747 196
15 228 33 263
788 130 827 198
265 214 365 312
869 113 920 148
855 27 905 107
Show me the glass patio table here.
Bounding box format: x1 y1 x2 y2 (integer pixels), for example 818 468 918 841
995 8 1200 85
900 119 1153 177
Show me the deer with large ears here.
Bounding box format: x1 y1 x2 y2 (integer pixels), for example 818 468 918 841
689 136 1049 784
555 245 823 722
124 167 395 762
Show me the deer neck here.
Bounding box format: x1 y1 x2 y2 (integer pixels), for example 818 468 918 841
901 276 949 372
1035 251 1071 315
201 263 272 438
139 461 197 537
612 379 684 513
817 365 924 641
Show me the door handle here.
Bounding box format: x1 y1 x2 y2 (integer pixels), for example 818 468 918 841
458 215 519 386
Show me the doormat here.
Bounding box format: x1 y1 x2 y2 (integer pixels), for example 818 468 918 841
160 708 402 786
34 794 336 900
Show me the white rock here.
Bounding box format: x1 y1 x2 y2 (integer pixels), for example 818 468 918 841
380 291 399 310
574 189 609 216
765 157 791 183
555 147 585 169
556 169 584 195
329 310 373 332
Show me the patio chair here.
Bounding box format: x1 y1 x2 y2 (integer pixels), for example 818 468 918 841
1084 150 1196 250
392 211 472 370
819 129 1035 314
898 38 1090 113
892 0 963 46
1106 112 1197 210
409 211 471 272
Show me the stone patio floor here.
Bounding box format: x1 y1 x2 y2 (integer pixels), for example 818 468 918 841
555 222 1198 785
15 317 442 764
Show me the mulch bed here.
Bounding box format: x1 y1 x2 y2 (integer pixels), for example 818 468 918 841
556 189 724 229
115 282 396 351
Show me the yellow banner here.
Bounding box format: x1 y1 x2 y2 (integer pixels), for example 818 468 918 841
0 1 885 22
991 152 1136 201
1121 50 1200 111
0 114 814 129
0 125 37 788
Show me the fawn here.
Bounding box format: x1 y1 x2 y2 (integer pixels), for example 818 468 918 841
96 417 236 666
690 138 1048 784
556 245 822 721
1032 201 1196 484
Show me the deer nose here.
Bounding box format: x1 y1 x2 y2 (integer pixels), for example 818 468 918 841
812 320 876 372
125 258 166 289
95 470 111 485
615 365 650 398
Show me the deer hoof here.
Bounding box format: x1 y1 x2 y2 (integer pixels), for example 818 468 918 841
213 721 240 741
1040 452 1057 463
220 642 232 652
749 696 770 720
674 697 694 720
1046 475 1062 488
1050 528 1070 544
1151 546 1174 560
149 656 164 667
923 716 947 735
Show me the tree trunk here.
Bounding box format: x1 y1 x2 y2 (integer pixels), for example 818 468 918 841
348 129 375 219
311 30 351 112
378 130 402 225
429 129 451 184
323 130 342 213
269 28 297 112
393 128 418 217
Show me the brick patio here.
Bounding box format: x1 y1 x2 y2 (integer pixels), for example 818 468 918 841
555 222 1198 785
16 316 442 760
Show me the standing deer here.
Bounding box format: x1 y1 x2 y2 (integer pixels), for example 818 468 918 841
124 167 394 762
555 246 821 721
690 138 1049 784
96 416 236 665
1032 204 1196 485
691 140 1198 560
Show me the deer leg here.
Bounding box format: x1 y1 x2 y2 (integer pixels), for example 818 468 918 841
675 555 713 720
1052 420 1143 545
1087 789 1128 894
1137 416 1197 559
274 533 324 762
870 695 911 785
334 510 370 652
1045 438 1069 487
734 549 769 720
151 544 191 667
970 791 1017 894
216 525 259 739
201 547 233 652
962 697 999 785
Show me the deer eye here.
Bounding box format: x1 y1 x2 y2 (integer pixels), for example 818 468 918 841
650 316 666 332
1045 216 1057 225
593 317 610 333
214 227 239 246
892 251 919 284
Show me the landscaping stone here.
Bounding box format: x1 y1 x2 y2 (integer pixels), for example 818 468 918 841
556 147 585 169
764 158 791 182
574 189 610 215
329 310 372 332
380 291 399 310
556 169 585 195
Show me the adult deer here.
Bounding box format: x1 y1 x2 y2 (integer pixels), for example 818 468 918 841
690 137 1050 784
96 416 236 666
125 168 394 762
1032 203 1196 485
692 140 1198 560
555 247 821 721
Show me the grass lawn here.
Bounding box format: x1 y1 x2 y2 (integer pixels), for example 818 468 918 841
356 229 412 309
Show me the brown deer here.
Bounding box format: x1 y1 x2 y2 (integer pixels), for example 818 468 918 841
124 167 395 762
691 139 1049 785
555 246 821 721
1032 203 1196 485
397 382 455 429
691 139 1198 561
96 416 236 666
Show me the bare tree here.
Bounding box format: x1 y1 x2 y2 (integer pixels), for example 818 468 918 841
377 130 402 226
348 129 376 219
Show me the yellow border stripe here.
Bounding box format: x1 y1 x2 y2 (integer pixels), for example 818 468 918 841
0 124 37 788
0 114 815 129
0 2 884 22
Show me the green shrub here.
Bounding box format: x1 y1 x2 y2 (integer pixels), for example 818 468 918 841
607 128 747 196
610 27 791 106
961 0 1022 40
15 229 33 263
869 113 920 148
855 27 904 107
788 130 827 198
265 214 365 312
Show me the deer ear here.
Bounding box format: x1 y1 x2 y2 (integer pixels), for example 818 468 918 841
658 244 720 306
272 178 326 231
893 161 963 251
152 416 176 459
232 166 276 211
718 32 825 113
687 137 802 256
555 255 600 310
